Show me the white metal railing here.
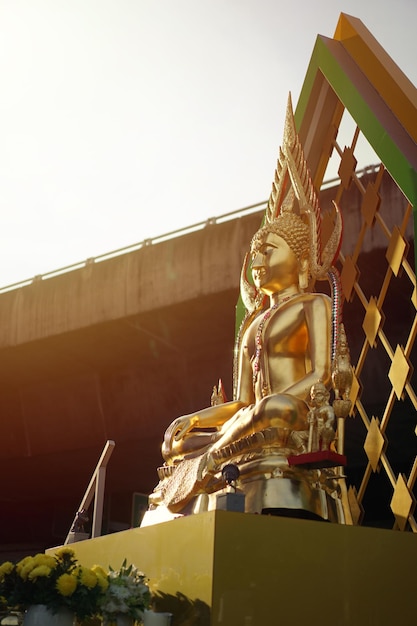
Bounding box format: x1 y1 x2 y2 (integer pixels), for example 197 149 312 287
64 440 115 544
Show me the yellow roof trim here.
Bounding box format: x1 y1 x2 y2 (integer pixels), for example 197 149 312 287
334 13 417 143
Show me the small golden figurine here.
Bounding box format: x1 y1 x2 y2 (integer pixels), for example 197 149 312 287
210 379 227 406
290 383 336 453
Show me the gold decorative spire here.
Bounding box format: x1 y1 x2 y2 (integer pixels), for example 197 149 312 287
265 93 342 280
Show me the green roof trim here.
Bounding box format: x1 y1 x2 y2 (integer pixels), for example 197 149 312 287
235 21 417 340
296 36 417 210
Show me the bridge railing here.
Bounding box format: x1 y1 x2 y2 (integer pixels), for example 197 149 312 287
0 201 267 294
0 166 378 295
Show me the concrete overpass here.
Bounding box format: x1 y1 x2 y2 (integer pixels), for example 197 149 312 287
0 208 264 552
0 169 414 553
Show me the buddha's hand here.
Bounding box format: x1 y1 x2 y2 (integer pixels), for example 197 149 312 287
163 414 199 450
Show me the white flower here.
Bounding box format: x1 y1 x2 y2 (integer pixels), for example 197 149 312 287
100 561 150 620
116 586 131 599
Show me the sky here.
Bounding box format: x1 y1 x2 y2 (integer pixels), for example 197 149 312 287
0 0 416 287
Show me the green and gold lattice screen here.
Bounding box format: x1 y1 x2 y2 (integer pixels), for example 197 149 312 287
294 13 417 530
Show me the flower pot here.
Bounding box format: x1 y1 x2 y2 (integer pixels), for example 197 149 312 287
102 616 134 626
143 610 173 626
24 604 74 626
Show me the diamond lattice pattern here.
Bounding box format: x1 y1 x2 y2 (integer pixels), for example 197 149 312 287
318 111 417 531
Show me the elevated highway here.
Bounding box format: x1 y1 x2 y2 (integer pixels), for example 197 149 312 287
0 169 414 554
0 209 264 551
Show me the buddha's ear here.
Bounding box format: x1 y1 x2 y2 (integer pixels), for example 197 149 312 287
298 252 309 290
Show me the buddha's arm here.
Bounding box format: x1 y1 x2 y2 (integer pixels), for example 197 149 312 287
281 295 332 400
164 336 254 445
161 398 248 461
168 399 247 441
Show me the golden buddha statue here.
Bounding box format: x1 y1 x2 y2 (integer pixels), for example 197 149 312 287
145 96 353 525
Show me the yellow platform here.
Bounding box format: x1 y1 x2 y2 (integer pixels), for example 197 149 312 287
61 511 417 625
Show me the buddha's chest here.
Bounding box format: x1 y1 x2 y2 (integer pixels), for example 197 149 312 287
245 304 309 359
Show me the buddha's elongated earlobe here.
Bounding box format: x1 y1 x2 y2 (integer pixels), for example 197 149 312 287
240 252 264 313
298 254 309 290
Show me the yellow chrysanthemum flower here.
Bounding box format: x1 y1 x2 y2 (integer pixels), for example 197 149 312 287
92 564 108 578
28 565 52 580
73 565 81 577
96 574 109 592
79 567 98 589
0 561 14 581
54 547 75 559
32 554 56 569
56 573 77 597
16 555 33 573
33 553 46 565
19 559 36 581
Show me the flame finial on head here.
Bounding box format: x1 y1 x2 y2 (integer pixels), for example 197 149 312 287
240 94 343 314
265 93 342 279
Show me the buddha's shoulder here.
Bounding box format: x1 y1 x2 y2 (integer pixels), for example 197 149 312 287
288 292 332 311
294 291 331 303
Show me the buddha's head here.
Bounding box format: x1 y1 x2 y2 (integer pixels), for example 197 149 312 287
249 212 310 295
250 212 309 261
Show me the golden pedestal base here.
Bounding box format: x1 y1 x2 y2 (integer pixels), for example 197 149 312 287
62 511 417 625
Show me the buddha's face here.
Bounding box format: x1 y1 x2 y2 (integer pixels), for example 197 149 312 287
251 232 299 295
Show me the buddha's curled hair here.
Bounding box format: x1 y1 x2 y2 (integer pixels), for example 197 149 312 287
251 212 309 262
